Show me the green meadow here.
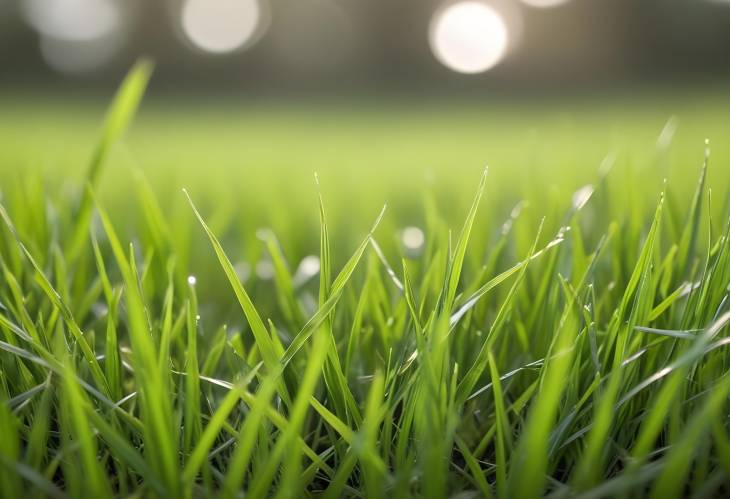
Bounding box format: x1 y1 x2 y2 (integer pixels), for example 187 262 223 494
2 63 730 497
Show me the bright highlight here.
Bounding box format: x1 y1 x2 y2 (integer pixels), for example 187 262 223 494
520 0 571 8
181 0 262 54
429 1 509 74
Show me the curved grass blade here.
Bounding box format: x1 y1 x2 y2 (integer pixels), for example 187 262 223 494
442 167 487 312
184 188 292 406
280 205 386 367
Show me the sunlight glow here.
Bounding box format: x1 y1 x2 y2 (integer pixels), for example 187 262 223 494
429 1 509 74
520 0 571 8
39 33 123 73
22 0 124 73
22 0 121 41
181 0 263 54
402 227 425 250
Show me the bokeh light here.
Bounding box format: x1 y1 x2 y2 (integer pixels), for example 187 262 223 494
402 226 425 250
571 185 594 211
21 0 121 42
39 32 125 74
297 255 320 278
21 0 124 74
181 0 264 54
234 262 252 283
293 255 320 286
520 0 571 9
255 260 275 280
429 1 509 74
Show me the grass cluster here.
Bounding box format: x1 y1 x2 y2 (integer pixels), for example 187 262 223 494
2 62 730 498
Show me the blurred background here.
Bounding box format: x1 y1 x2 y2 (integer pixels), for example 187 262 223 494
2 0 730 213
1 0 730 91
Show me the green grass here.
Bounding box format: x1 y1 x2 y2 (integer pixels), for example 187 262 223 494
2 62 730 498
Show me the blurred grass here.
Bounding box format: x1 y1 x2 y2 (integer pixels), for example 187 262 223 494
3 89 730 207
1 93 728 239
2 89 729 315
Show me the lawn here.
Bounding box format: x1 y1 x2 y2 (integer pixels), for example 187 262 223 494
1 62 730 497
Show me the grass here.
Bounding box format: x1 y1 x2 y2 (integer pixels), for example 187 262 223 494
1 62 730 497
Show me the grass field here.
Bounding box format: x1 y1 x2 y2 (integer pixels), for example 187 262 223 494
2 62 730 498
